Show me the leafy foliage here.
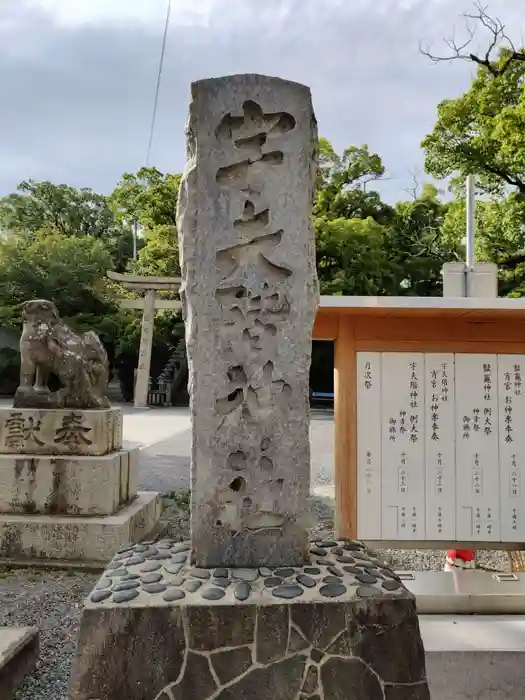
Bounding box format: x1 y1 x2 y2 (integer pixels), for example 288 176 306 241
0 232 116 324
314 144 455 296
441 194 525 296
314 142 394 223
387 185 459 296
110 167 181 277
422 49 525 196
315 216 392 295
110 167 179 229
0 179 133 271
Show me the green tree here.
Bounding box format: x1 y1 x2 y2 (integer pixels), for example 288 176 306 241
110 167 181 277
0 231 117 326
441 194 525 296
314 141 455 296
0 230 129 387
132 224 180 278
387 184 459 296
422 49 525 196
110 167 180 228
315 216 394 295
314 141 394 223
0 180 133 271
421 4 525 296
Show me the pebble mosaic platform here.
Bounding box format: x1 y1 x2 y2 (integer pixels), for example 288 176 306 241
87 538 406 606
68 538 430 700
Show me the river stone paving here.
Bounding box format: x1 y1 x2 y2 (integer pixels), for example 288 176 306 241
83 538 405 607
68 537 429 700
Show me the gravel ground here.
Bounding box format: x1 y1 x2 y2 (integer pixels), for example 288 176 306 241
0 492 511 700
0 568 97 700
307 494 510 573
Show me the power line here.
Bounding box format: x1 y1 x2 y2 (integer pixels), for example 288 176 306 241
146 0 171 167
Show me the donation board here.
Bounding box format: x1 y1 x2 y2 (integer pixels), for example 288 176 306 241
356 352 525 542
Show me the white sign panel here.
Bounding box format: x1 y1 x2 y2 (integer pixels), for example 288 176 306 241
498 355 525 540
381 353 426 539
454 354 500 542
356 351 525 543
356 352 382 539
425 354 456 539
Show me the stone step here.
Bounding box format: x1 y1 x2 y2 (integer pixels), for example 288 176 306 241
400 569 525 613
421 615 525 700
0 627 39 699
0 491 161 564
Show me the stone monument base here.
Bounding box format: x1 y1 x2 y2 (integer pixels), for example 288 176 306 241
68 539 430 700
0 491 161 565
0 448 138 516
0 627 39 700
0 407 122 456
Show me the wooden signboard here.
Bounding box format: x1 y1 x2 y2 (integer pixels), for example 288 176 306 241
313 298 525 545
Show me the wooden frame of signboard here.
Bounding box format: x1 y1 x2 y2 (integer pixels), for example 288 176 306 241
313 296 525 549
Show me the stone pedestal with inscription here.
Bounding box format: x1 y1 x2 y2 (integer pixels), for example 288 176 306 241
68 74 429 699
0 408 123 457
0 407 160 563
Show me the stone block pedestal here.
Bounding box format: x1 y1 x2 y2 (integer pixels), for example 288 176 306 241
0 491 161 564
0 627 39 700
68 539 430 699
0 449 138 516
0 407 122 456
0 407 160 564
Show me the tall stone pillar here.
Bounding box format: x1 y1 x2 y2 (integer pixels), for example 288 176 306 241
134 288 156 408
68 76 430 700
178 74 319 567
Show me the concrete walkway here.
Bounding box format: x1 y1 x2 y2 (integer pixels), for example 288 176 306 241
121 405 334 496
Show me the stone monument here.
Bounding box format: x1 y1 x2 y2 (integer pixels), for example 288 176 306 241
68 75 430 700
0 299 160 563
182 78 318 568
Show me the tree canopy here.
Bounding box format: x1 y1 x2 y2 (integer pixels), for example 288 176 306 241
0 179 134 272
0 230 117 337
420 3 525 285
110 167 181 278
1 10 525 399
422 50 525 197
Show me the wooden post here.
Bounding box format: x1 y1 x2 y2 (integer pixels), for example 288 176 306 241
334 316 357 538
134 289 156 408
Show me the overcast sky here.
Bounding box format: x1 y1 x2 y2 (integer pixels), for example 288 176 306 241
0 0 521 202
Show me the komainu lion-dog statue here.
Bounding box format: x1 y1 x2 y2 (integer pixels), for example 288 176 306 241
14 299 111 409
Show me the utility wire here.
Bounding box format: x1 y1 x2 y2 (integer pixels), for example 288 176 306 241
146 0 171 167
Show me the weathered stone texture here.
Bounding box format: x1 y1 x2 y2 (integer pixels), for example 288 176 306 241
0 448 137 516
0 627 39 700
14 299 110 410
69 607 186 699
0 408 122 456
177 74 319 567
0 491 160 562
68 539 429 700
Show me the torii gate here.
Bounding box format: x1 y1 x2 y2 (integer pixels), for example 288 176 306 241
107 271 181 408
